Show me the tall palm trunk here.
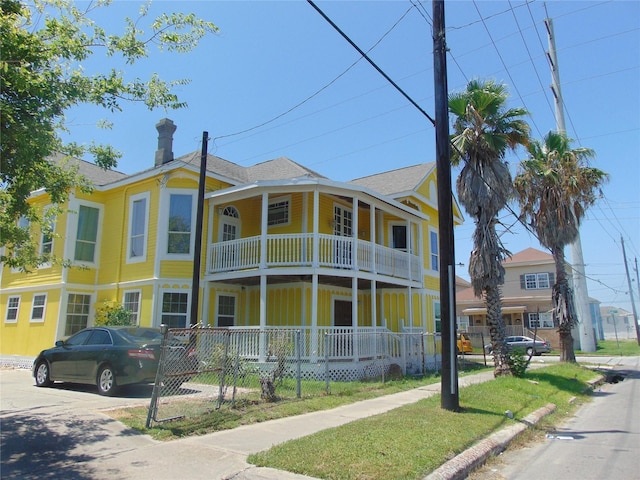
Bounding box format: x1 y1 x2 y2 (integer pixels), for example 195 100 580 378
485 285 510 375
469 217 512 376
551 249 577 362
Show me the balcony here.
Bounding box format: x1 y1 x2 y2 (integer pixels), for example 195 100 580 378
207 233 422 282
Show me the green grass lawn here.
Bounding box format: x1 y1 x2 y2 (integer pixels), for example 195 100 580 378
248 363 597 480
589 339 640 356
109 362 490 441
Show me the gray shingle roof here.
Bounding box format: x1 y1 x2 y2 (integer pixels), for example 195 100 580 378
246 157 327 182
349 162 435 196
52 154 128 186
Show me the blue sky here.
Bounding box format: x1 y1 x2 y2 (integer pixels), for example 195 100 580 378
64 1 639 314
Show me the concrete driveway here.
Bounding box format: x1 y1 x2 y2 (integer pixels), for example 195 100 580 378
0 368 158 480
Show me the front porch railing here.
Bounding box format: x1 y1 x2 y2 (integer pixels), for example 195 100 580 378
207 234 421 282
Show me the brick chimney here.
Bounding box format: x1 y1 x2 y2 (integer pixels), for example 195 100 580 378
154 118 177 166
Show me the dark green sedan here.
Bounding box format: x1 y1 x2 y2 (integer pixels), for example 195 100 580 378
33 326 164 396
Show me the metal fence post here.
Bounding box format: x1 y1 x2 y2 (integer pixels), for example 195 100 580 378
381 332 386 383
296 330 301 398
216 330 230 409
146 324 169 428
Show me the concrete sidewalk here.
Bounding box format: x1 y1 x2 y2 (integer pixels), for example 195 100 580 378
91 370 499 480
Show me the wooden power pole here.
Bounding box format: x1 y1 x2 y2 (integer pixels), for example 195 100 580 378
433 0 459 411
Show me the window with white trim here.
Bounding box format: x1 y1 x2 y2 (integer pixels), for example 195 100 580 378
391 224 407 250
523 273 551 290
74 205 100 262
123 291 141 325
434 301 441 333
217 295 236 327
430 229 439 271
128 193 149 261
40 216 54 263
30 294 47 322
526 312 554 329
65 294 92 335
167 193 193 254
268 197 290 226
161 292 189 328
5 296 20 323
11 217 29 272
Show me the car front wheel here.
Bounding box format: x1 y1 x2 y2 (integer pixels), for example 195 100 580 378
526 347 534 356
97 365 117 396
35 360 52 387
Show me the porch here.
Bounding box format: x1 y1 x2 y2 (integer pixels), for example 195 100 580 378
207 233 422 283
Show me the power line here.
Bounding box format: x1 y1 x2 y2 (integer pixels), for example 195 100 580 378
306 0 435 126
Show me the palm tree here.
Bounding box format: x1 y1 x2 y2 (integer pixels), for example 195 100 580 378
514 131 608 362
449 79 530 377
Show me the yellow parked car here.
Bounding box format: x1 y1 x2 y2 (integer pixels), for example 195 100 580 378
457 333 473 354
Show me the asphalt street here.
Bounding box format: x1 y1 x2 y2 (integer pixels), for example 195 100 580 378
470 356 640 480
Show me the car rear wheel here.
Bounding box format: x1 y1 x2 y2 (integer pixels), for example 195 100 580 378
35 360 52 387
97 365 117 396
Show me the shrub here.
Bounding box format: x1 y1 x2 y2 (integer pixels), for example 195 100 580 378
95 301 134 326
507 347 528 378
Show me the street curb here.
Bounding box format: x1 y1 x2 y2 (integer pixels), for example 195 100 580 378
423 403 557 480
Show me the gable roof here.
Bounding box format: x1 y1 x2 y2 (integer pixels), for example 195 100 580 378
246 157 327 182
503 247 553 265
349 163 435 196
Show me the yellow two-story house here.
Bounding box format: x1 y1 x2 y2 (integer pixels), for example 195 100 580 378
1 118 463 374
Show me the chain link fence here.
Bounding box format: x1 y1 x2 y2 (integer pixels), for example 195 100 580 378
146 326 442 427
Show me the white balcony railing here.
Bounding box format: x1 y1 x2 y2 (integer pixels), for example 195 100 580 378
207 233 421 282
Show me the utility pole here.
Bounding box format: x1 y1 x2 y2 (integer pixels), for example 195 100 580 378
190 131 208 326
545 15 596 351
621 236 640 345
433 0 458 411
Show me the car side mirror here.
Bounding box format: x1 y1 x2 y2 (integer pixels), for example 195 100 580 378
55 340 64 347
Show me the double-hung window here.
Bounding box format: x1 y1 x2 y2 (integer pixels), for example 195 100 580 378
434 301 441 333
430 230 439 271
523 273 551 290
167 194 193 255
128 193 149 261
74 205 99 263
123 291 141 325
31 294 47 322
65 294 92 335
161 292 189 328
217 295 236 327
5 296 20 323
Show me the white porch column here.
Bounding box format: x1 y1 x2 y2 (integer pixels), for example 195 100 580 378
407 219 413 327
370 205 377 274
259 274 267 361
352 275 358 361
352 196 359 270
311 273 319 362
312 189 319 268
260 193 269 269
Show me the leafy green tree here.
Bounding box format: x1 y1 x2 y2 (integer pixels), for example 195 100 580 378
448 79 530 377
514 131 608 362
0 0 217 270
